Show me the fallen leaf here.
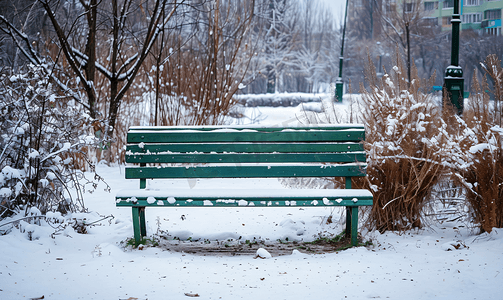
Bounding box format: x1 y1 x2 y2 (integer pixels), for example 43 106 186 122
184 293 200 297
326 215 333 224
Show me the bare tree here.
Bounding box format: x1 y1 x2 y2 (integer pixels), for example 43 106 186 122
1 0 187 138
152 0 257 125
378 0 429 84
0 1 87 109
261 0 300 93
347 0 379 41
461 32 503 91
292 1 339 93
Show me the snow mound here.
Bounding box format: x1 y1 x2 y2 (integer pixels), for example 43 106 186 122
255 248 272 259
441 240 468 251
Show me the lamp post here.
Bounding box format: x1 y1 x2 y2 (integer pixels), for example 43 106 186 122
443 0 464 114
335 0 349 102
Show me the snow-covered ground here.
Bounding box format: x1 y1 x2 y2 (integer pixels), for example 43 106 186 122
1 98 502 300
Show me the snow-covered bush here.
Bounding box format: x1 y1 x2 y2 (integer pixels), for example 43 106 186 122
0 64 105 221
447 60 503 233
358 53 449 232
359 52 503 233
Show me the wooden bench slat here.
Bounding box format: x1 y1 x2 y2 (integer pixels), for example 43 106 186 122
125 164 367 179
116 188 373 207
128 124 365 132
126 152 366 164
126 142 364 155
127 129 365 143
116 188 372 198
116 198 373 207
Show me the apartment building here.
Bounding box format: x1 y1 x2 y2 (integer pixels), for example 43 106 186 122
424 0 503 35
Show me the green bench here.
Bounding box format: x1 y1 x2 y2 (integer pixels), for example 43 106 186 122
115 125 373 247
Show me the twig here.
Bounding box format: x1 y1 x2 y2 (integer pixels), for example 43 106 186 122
382 196 402 210
0 215 46 228
83 215 114 226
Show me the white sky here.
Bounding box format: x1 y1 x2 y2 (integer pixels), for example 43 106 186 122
321 0 347 25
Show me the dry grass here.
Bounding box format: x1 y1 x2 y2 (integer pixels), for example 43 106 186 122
461 146 503 232
357 51 448 232
450 57 503 233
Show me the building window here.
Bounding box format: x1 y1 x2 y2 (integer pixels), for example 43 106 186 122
405 2 415 12
462 13 482 23
485 9 502 20
383 0 397 12
443 0 454 8
464 0 480 6
486 28 501 35
421 17 439 27
424 1 438 10
442 16 452 25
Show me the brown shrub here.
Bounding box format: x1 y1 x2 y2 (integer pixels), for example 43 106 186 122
462 147 503 232
358 51 448 232
451 58 503 233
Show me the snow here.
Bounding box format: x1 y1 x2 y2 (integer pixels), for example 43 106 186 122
1 98 502 300
255 248 272 259
0 187 11 197
1 166 21 179
146 196 156 204
469 143 498 154
28 149 40 159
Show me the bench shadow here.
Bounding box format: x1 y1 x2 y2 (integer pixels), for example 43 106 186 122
155 234 363 257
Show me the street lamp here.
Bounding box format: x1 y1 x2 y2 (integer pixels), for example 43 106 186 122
376 42 383 78
335 0 349 102
443 0 464 114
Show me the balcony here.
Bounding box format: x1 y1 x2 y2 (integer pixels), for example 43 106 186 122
481 19 502 28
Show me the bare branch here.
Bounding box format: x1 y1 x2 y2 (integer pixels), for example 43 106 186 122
0 15 90 111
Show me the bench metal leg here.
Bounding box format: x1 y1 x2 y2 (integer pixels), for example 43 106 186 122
132 207 147 244
344 177 359 246
345 206 359 247
345 207 351 236
139 207 147 237
350 206 359 246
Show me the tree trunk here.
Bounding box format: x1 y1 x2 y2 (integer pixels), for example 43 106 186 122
83 0 98 119
406 22 411 88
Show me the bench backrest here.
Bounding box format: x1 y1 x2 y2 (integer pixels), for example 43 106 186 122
125 125 366 188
